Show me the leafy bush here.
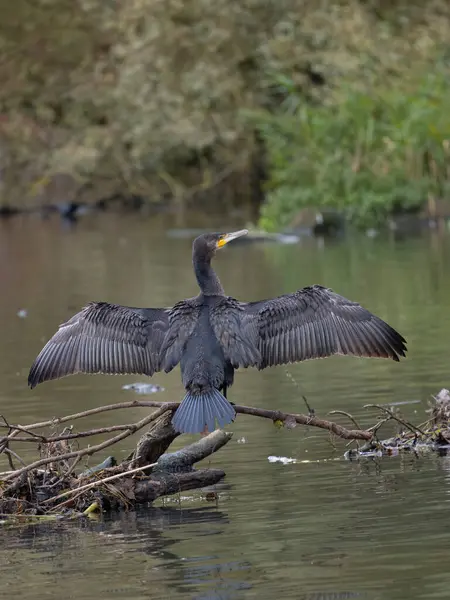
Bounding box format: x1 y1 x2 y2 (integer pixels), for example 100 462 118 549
253 65 450 230
1 1 450 209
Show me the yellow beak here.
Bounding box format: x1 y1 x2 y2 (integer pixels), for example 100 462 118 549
217 229 248 248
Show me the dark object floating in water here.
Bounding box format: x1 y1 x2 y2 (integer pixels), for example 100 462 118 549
40 201 95 224
0 205 21 218
56 201 91 222
122 382 165 394
28 229 407 434
0 191 149 225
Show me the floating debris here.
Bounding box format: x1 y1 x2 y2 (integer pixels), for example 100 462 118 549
268 455 297 465
17 309 28 318
122 383 165 394
297 592 363 600
204 491 218 502
298 591 361 600
344 447 383 460
237 437 247 444
346 389 450 459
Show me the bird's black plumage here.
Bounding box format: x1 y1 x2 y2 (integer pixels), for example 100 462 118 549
28 229 407 434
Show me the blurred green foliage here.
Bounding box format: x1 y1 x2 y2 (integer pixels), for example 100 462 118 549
252 66 450 229
0 0 449 214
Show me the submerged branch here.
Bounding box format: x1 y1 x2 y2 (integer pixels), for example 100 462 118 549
135 468 226 503
47 430 231 508
45 462 159 506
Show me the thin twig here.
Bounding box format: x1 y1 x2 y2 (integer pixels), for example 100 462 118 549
0 424 45 439
0 424 137 444
0 415 14 459
368 417 392 437
328 410 362 432
4 446 16 470
364 404 426 435
2 405 171 482
330 409 363 450
3 447 27 468
65 455 83 479
47 490 87 512
284 370 315 414
2 401 179 433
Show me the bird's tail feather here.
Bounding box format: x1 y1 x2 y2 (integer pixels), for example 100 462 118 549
172 388 236 434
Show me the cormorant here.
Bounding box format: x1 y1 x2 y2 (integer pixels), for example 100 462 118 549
28 230 407 434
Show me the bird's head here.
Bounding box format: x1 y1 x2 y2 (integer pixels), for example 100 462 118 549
193 229 248 260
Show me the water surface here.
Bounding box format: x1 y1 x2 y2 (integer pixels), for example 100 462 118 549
1 214 450 600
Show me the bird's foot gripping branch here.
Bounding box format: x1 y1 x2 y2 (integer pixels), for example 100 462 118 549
0 400 372 519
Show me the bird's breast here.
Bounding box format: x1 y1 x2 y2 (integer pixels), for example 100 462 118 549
179 312 227 388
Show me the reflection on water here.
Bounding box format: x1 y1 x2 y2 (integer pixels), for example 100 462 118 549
1 214 450 599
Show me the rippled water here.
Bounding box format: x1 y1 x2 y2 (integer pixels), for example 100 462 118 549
1 214 450 599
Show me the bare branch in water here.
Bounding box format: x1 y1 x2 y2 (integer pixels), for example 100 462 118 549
0 400 180 433
364 404 426 435
46 430 231 508
2 405 171 482
3 447 27 468
236 404 372 440
0 396 374 516
0 424 140 445
328 410 363 432
0 401 372 451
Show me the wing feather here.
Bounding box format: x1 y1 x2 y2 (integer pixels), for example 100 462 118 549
159 299 200 372
238 285 406 369
209 298 261 369
28 302 170 388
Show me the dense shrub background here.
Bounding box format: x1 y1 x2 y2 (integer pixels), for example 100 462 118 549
0 0 449 224
253 67 450 229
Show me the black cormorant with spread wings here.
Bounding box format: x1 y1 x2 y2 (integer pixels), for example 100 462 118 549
28 229 407 434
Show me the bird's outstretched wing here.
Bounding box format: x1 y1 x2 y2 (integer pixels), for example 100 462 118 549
28 302 170 388
239 285 407 369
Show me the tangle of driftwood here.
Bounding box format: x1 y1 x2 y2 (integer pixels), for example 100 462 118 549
0 399 373 517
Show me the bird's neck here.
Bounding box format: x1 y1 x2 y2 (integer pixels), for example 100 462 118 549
194 258 224 296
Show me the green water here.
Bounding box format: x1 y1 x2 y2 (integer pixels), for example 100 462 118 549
1 214 450 600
